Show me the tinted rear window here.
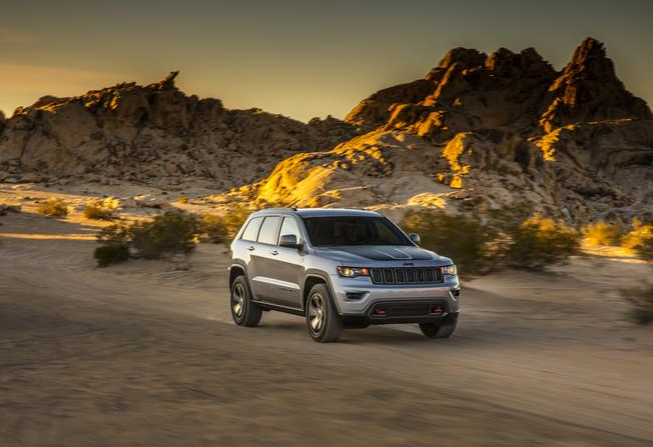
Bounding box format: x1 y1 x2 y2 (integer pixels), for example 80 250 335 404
302 216 411 247
241 217 263 241
257 216 282 245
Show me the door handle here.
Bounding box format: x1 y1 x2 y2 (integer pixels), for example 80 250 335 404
247 246 255 251
270 250 279 256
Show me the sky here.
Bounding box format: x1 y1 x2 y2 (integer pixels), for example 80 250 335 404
1 0 652 122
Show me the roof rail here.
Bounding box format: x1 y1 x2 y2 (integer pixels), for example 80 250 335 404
260 207 298 212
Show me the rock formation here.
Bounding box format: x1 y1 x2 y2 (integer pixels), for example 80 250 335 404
1 38 652 222
216 38 653 222
0 72 356 187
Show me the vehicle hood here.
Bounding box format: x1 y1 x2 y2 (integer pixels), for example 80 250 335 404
313 245 452 264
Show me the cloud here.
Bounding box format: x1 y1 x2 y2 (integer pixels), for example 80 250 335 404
0 27 36 43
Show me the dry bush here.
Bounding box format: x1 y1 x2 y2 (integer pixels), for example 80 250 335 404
199 213 228 243
584 221 622 246
36 199 69 217
621 220 653 261
177 196 189 204
401 205 581 276
622 284 653 325
129 210 200 259
94 245 130 267
84 197 120 220
502 217 581 269
224 205 249 240
95 210 201 264
401 209 495 277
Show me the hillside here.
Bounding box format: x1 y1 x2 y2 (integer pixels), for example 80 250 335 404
217 38 653 222
1 38 653 222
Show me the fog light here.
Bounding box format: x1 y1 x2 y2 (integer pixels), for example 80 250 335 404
346 292 367 301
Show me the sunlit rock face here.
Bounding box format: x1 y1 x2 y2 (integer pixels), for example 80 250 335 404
1 39 652 222
238 38 653 221
539 38 653 132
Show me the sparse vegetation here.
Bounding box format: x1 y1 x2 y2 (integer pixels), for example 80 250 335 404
401 209 495 277
199 213 228 243
94 244 130 267
83 197 120 220
36 199 69 217
94 207 250 266
621 220 653 261
223 205 249 239
622 284 653 325
501 217 581 269
401 205 581 276
177 196 189 204
584 221 623 246
129 210 201 259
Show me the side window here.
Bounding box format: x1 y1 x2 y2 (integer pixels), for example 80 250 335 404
257 216 282 245
278 217 303 244
241 217 263 242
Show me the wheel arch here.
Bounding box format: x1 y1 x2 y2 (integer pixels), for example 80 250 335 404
302 272 338 312
229 263 247 289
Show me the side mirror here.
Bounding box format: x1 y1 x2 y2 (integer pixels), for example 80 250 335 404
279 234 302 250
409 233 421 245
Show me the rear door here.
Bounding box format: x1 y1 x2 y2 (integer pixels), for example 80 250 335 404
249 215 282 301
266 216 305 307
239 216 264 297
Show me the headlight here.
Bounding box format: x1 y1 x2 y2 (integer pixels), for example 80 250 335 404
337 266 370 278
442 265 457 276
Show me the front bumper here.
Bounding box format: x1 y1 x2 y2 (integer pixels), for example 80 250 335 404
329 273 461 318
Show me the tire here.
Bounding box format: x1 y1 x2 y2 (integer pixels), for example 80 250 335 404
419 313 458 339
306 283 343 342
230 275 262 327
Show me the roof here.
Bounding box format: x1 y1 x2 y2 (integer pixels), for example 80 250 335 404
251 208 381 218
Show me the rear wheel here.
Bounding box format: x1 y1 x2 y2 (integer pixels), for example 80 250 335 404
306 284 343 343
231 275 262 327
419 313 458 339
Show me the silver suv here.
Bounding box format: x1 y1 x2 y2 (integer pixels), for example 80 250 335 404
228 208 460 342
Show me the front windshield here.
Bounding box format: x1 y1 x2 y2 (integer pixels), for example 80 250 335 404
302 216 412 247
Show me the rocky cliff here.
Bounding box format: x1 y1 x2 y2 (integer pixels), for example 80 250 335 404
218 38 653 222
1 38 652 222
0 71 356 188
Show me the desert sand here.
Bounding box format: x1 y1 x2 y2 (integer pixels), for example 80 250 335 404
1 183 653 446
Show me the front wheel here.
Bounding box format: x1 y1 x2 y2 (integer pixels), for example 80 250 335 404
306 284 343 343
419 313 458 339
231 276 262 327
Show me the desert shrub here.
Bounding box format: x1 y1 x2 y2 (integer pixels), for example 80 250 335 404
37 199 69 217
199 213 228 243
84 197 120 220
94 244 130 267
224 205 250 239
621 220 653 261
501 217 581 269
95 210 201 264
584 221 622 246
622 283 653 325
401 209 495 277
177 196 189 204
129 210 201 259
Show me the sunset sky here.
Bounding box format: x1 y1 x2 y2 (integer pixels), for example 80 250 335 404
1 0 652 122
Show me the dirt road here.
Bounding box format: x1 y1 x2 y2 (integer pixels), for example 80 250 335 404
1 202 653 446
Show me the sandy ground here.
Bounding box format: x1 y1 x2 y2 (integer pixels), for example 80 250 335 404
1 183 653 446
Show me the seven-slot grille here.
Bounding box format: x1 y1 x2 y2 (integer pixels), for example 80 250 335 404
370 267 443 285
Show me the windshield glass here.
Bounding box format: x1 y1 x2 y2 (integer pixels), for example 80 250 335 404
302 216 412 247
